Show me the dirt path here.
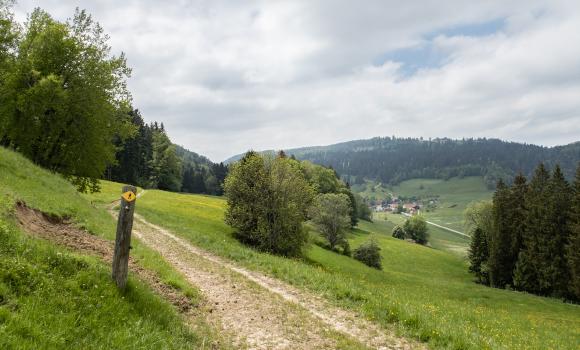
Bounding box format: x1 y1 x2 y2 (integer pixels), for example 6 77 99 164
127 202 423 349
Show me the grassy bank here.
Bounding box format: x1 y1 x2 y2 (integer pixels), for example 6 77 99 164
0 147 223 348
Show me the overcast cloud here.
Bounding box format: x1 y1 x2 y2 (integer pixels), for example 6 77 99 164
14 0 580 161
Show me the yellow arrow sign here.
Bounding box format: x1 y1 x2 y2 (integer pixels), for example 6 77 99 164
121 191 136 202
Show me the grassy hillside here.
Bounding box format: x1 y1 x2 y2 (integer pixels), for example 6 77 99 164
128 187 580 349
0 147 222 349
390 177 493 232
368 213 470 256
354 176 492 254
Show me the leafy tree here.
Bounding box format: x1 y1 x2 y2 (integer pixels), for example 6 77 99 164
224 152 314 257
353 238 382 270
403 215 429 245
464 200 493 284
392 225 406 240
0 9 132 192
301 161 341 194
340 184 358 227
310 193 351 253
464 200 493 238
569 164 580 299
468 227 489 284
0 1 17 89
149 128 181 191
355 193 372 221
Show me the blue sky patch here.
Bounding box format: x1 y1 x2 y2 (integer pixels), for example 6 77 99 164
376 17 505 77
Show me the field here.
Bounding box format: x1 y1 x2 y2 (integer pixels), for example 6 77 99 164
0 148 224 349
373 212 470 256
389 177 493 232
130 186 580 349
354 177 493 254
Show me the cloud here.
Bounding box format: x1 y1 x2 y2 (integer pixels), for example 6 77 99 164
13 0 580 161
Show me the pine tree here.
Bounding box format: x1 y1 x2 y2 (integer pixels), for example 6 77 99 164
568 164 580 299
544 165 572 297
488 179 513 288
468 227 489 284
505 173 528 283
514 164 552 295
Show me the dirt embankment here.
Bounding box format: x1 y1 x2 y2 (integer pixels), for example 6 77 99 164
14 202 192 313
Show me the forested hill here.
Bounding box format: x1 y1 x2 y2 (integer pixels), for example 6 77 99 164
226 138 580 188
106 110 227 195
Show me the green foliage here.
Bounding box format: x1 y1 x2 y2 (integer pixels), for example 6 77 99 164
513 164 573 298
0 9 133 192
339 185 358 227
269 137 579 189
488 179 515 288
310 193 351 252
354 193 372 221
391 225 405 239
301 160 342 194
149 126 182 192
353 238 382 270
403 215 429 245
468 227 489 284
224 152 314 256
569 165 580 299
464 201 493 283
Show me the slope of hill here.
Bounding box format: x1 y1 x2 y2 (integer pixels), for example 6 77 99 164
226 137 580 188
125 186 579 349
0 147 225 348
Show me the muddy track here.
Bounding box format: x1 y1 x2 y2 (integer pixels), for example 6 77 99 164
123 193 423 350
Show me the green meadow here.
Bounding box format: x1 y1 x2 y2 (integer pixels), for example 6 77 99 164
355 177 493 233
0 147 224 349
130 186 580 349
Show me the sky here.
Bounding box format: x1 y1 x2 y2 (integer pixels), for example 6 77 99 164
13 0 580 162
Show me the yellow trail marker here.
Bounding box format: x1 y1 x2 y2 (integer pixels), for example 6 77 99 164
121 191 136 202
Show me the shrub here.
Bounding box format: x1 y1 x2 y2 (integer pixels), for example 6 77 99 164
224 152 314 257
353 238 382 270
392 225 406 239
403 215 429 245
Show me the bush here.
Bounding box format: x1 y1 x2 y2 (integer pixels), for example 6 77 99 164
392 225 406 239
353 238 382 270
403 215 429 245
224 152 314 257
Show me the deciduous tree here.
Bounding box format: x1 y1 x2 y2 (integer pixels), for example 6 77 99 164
310 193 351 253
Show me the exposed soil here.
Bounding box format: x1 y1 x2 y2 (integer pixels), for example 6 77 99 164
14 202 193 313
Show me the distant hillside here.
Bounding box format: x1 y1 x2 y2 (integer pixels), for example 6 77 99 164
226 137 580 188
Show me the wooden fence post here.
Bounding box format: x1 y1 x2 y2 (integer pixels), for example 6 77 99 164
112 185 137 289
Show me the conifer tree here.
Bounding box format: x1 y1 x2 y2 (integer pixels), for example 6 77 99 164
488 179 513 288
505 174 528 282
568 164 580 299
544 165 572 297
514 164 551 295
468 227 489 284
